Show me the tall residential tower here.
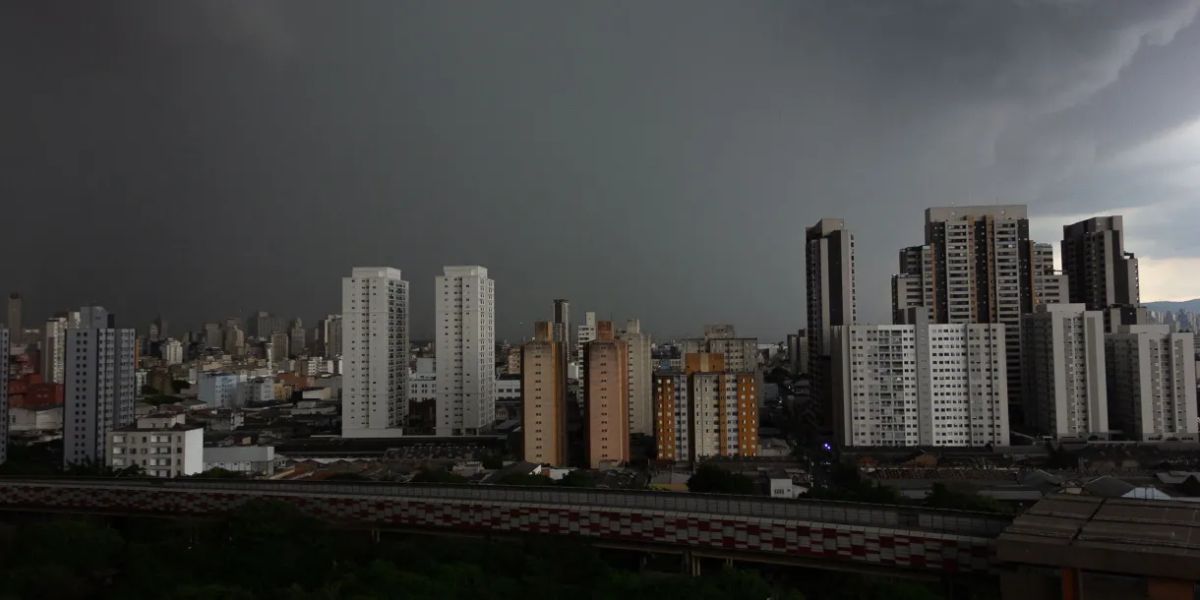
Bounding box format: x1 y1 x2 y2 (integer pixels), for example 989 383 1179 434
341 267 409 438
436 266 496 436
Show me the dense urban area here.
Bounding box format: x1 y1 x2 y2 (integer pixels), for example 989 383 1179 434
2 206 1200 599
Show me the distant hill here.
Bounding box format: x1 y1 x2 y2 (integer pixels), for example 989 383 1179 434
1144 299 1200 314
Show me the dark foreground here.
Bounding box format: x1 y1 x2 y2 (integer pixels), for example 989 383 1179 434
0 499 966 599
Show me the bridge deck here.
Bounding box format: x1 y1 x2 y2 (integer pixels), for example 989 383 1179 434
0 477 1010 575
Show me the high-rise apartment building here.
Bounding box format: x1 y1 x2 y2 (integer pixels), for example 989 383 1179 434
654 358 758 463
830 309 1009 448
1105 325 1197 442
1062 216 1140 331
269 332 289 364
522 322 567 465
576 311 597 359
1021 303 1108 439
436 266 495 436
223 320 245 357
584 321 629 468
289 318 306 357
64 306 136 467
6 293 21 345
341 267 409 438
892 205 1066 425
161 338 184 365
320 314 343 357
42 317 67 384
679 325 758 373
0 327 7 465
806 218 856 428
553 299 570 358
618 319 653 436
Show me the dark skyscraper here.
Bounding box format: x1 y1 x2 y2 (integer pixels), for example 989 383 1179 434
805 218 856 431
1062 216 1140 330
6 293 21 339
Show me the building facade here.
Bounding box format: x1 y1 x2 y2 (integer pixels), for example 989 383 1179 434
42 317 67 384
64 306 137 466
806 218 856 428
341 267 409 438
435 266 495 436
891 205 1066 426
618 319 654 436
1105 325 1197 442
654 352 758 463
830 309 1009 448
0 328 7 465
584 321 629 468
522 322 567 466
1021 304 1109 439
1062 216 1139 323
108 413 203 477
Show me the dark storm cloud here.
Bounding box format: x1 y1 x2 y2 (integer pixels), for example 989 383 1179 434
3 0 1199 340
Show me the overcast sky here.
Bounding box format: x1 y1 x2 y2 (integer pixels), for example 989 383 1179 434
3 1 1200 341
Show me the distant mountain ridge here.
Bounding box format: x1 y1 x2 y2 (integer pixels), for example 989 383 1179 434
1144 299 1200 313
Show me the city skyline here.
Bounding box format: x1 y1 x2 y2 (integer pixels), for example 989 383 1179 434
4 3 1200 341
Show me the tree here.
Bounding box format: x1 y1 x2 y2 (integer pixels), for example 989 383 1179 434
924 483 1008 514
686 464 757 495
411 468 468 484
557 470 595 488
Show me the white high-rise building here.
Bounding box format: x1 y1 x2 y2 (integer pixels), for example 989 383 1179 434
0 327 7 465
64 306 137 467
1105 325 1197 442
1021 303 1109 439
576 311 597 359
831 309 1008 448
161 338 184 365
341 267 409 438
618 319 654 436
42 317 68 384
436 266 495 436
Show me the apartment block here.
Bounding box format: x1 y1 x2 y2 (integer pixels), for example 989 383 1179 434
831 309 1008 448
654 356 758 462
1105 325 1197 442
341 267 409 438
108 413 203 477
584 321 629 468
1021 304 1109 439
522 322 568 466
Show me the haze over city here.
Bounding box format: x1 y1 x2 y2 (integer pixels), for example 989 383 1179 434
4 1 1200 340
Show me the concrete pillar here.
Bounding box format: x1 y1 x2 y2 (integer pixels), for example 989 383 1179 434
1147 577 1194 600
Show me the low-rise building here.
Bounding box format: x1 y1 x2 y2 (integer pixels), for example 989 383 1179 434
203 445 276 476
108 413 203 477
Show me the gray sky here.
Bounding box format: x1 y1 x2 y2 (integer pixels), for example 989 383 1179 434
3 1 1200 341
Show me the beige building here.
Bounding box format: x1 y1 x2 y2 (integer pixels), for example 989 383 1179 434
584 322 629 468
618 319 653 436
654 353 758 463
522 322 567 466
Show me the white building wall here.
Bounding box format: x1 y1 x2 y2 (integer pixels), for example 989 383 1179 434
161 339 184 365
832 316 1008 448
1106 326 1198 442
1022 303 1109 439
435 266 495 436
42 318 67 384
64 307 136 467
341 267 409 438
